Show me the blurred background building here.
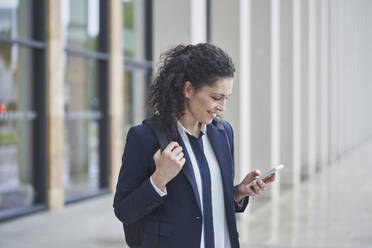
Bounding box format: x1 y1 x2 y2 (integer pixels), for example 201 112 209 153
0 0 372 246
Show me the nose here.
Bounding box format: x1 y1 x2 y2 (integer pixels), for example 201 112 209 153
217 100 226 112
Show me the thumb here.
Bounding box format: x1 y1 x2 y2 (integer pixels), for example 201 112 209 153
153 149 161 161
244 170 260 183
249 169 261 178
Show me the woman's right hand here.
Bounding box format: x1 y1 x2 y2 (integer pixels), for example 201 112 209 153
151 142 185 191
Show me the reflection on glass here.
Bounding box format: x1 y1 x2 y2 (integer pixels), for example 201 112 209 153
123 70 132 134
0 0 32 40
62 0 101 51
123 69 149 130
64 55 101 200
123 0 145 59
0 43 35 211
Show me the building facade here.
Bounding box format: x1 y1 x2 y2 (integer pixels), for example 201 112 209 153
0 0 372 221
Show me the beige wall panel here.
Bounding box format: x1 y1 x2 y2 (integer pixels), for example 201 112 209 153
109 0 124 192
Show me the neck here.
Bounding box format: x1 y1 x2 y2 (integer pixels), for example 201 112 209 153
178 114 202 137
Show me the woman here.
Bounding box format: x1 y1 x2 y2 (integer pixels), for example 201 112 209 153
113 43 276 248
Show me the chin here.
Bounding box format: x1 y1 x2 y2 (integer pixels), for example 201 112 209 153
204 118 214 125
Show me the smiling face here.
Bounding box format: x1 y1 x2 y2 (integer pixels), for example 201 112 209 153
183 77 233 126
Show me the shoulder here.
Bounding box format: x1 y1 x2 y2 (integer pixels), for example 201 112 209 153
125 122 158 150
212 118 234 136
222 120 233 133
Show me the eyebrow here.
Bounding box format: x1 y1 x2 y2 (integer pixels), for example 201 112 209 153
210 93 232 97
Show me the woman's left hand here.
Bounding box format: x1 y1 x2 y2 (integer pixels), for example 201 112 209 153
234 170 276 203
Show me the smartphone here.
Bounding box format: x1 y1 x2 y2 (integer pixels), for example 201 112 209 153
248 164 284 187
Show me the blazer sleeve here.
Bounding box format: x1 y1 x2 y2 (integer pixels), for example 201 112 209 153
113 126 164 225
223 121 249 213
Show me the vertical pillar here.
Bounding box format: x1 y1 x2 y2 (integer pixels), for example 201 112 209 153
250 0 272 202
238 0 250 183
153 0 190 64
315 0 322 170
292 0 302 185
132 0 146 125
351 0 357 149
343 0 351 153
300 0 310 179
338 0 344 157
153 0 207 65
320 0 329 167
109 0 124 193
308 0 317 176
329 0 339 163
338 0 343 155
279 0 293 188
270 0 281 199
366 0 372 140
270 0 281 242
191 0 207 43
357 0 362 144
46 0 65 209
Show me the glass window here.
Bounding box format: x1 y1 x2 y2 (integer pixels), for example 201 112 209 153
64 55 102 199
62 0 101 51
62 0 108 201
0 0 33 40
123 70 133 130
0 43 36 211
123 69 150 127
123 0 152 131
123 0 146 59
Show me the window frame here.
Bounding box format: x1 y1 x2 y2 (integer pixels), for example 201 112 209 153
0 0 47 222
63 0 110 204
123 0 153 125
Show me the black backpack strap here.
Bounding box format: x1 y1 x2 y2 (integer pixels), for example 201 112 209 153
143 117 173 152
142 117 174 248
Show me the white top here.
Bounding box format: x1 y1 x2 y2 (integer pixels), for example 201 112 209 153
151 121 231 248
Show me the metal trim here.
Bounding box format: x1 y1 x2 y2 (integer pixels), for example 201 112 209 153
0 36 45 49
65 47 109 61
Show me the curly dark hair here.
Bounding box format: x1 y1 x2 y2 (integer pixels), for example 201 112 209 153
147 43 235 135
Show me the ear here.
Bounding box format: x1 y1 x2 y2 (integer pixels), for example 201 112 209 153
183 81 194 98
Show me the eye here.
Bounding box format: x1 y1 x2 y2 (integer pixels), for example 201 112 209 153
210 95 222 101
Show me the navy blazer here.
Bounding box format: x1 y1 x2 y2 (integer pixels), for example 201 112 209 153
113 119 249 248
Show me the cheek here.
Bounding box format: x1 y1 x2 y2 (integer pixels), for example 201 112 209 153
195 96 213 110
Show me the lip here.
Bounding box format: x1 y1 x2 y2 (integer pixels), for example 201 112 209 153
207 111 217 118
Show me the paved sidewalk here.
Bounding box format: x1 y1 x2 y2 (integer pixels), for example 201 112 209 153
0 195 126 248
239 141 372 248
1 141 372 248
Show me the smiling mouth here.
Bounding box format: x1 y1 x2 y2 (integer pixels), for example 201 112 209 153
207 111 217 117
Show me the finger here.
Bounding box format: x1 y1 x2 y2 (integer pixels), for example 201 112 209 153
179 158 186 166
252 181 261 194
257 180 266 191
250 169 260 177
172 145 183 155
164 141 179 153
153 149 161 160
247 170 260 181
246 185 256 196
175 152 184 161
243 170 259 184
263 173 276 183
242 182 256 196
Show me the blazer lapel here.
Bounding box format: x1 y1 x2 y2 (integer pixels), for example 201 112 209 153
206 124 234 197
207 122 241 245
176 135 202 211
